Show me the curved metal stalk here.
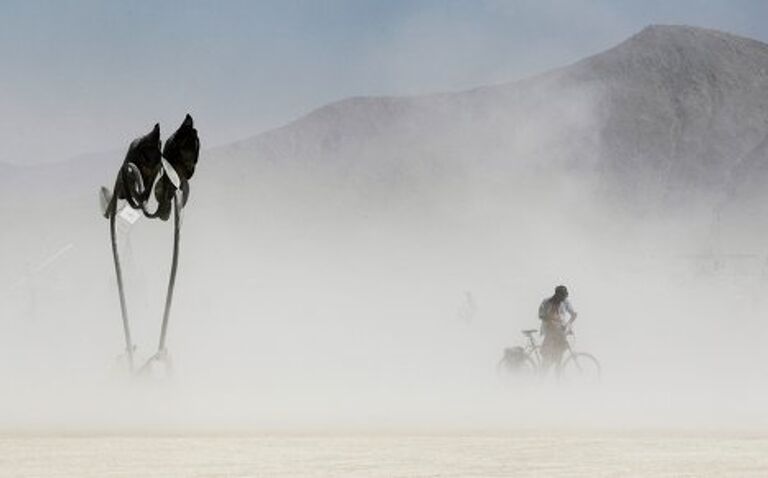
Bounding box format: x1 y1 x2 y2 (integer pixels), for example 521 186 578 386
138 192 181 376
109 199 135 372
158 192 181 354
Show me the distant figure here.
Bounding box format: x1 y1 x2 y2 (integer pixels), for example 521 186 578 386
538 285 577 370
457 291 477 323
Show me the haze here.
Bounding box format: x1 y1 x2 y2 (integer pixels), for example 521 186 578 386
1 0 768 447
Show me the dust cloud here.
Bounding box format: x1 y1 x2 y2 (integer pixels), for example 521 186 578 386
1 62 767 436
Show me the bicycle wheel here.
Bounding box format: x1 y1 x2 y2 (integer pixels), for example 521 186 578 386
559 352 601 384
497 353 537 379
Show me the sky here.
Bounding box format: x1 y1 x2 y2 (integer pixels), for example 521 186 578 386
1 0 768 165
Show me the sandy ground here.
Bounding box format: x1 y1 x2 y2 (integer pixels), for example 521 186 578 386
1 431 767 477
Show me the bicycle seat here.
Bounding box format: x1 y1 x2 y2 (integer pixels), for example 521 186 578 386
521 329 538 336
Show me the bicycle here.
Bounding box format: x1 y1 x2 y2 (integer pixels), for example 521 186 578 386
498 325 601 383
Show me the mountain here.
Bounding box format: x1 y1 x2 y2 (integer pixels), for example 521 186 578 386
575 25 768 201
4 24 768 306
5 25 767 213
209 25 768 212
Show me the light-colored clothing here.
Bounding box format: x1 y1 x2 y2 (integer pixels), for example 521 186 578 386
538 298 576 325
538 297 577 367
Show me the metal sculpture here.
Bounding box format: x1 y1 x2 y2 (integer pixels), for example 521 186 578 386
101 115 200 375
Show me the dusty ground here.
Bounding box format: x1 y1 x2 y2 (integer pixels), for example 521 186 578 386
2 430 767 477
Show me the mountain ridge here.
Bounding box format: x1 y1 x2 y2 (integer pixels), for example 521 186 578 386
7 24 768 219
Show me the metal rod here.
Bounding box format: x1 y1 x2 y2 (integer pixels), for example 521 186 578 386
157 192 181 353
110 201 134 372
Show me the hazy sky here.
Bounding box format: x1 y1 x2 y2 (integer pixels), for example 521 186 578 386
1 0 767 165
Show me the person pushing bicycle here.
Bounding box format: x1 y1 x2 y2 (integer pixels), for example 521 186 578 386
538 285 578 370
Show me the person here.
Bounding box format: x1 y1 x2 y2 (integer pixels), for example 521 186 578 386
538 285 578 370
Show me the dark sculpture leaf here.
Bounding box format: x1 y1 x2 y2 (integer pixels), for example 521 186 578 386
162 114 199 180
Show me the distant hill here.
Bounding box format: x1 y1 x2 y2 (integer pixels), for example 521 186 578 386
4 24 768 293
209 25 768 213
6 25 768 212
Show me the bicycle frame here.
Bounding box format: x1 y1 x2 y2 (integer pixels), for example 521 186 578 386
500 324 600 382
523 334 542 367
519 325 579 373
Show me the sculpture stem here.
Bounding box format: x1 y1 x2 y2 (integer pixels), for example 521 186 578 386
158 192 181 353
110 199 134 372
